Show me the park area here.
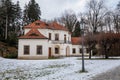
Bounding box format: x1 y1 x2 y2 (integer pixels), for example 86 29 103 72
0 57 120 80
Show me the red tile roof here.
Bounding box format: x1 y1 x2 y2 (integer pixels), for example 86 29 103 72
49 22 68 31
19 28 47 39
24 20 68 31
24 20 49 29
71 37 83 45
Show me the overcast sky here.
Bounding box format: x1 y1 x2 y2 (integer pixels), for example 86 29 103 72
12 0 120 20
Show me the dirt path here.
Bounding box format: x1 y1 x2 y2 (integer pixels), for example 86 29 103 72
91 66 120 80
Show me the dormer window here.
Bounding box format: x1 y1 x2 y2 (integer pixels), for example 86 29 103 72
45 23 49 26
35 22 40 25
29 33 39 36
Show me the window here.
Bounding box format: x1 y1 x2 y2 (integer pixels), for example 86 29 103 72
37 46 42 55
24 45 29 55
49 33 51 40
64 34 66 43
86 48 89 53
72 48 76 54
45 23 49 26
79 48 83 53
35 22 40 25
55 47 59 54
55 34 59 41
29 33 39 36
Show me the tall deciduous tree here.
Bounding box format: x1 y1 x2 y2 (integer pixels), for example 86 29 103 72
83 0 107 59
72 21 81 37
86 0 106 34
23 0 41 25
55 10 80 36
113 1 120 33
104 11 113 33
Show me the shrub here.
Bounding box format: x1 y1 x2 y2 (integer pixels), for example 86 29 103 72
5 52 18 59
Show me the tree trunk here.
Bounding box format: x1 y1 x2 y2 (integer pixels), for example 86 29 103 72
5 15 8 40
89 50 92 59
105 49 109 59
105 53 108 59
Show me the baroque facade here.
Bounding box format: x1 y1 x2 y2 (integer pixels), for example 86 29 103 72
18 20 89 59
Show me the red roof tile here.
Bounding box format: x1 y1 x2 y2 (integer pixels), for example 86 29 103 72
71 37 83 45
19 28 47 39
24 20 49 29
49 22 68 31
24 20 68 31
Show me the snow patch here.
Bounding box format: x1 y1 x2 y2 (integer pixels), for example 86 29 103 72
0 57 120 80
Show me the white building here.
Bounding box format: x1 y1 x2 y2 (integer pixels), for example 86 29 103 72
18 20 89 59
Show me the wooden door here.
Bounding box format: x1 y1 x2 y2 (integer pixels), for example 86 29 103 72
49 47 51 58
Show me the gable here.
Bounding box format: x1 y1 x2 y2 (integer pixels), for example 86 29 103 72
19 29 48 39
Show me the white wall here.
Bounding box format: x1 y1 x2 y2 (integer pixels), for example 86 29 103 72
24 28 71 41
18 39 49 59
38 29 71 42
21 28 72 59
71 45 89 56
24 29 31 34
50 44 72 57
21 27 90 59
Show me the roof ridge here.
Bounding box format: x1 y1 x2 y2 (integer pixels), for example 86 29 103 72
24 20 68 31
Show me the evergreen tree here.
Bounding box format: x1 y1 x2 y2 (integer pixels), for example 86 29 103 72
0 0 15 40
23 0 41 25
8 1 22 45
23 4 29 25
72 21 81 37
0 0 22 44
0 1 5 39
14 1 22 35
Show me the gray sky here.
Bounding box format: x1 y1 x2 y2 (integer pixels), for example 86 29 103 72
12 0 120 20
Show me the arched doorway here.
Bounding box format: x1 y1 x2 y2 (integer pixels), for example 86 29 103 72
66 46 70 57
54 45 60 54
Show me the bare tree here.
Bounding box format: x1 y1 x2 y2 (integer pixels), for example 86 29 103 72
113 14 120 33
86 0 107 33
113 2 120 33
104 11 114 33
55 10 77 34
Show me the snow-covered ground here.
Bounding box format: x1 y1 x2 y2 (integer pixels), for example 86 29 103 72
0 57 120 80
